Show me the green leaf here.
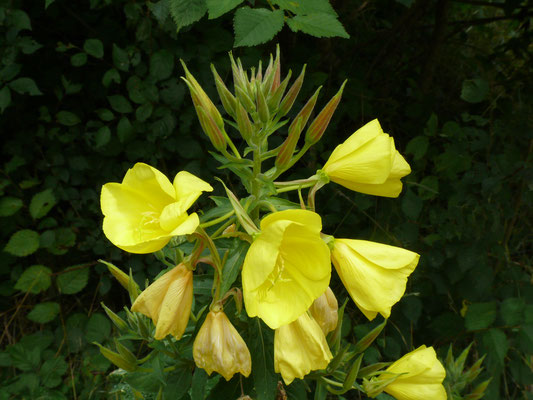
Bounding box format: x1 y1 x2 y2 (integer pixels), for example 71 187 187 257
465 302 497 331
220 239 249 295
112 44 129 72
96 108 115 121
249 320 277 400
286 13 349 38
30 189 57 219
11 10 32 30
206 0 243 19
94 126 111 148
57 266 89 294
150 50 174 81
56 111 80 126
149 0 170 24
0 196 23 216
47 227 76 255
70 52 87 67
40 356 68 388
108 95 133 113
27 302 60 323
83 38 104 58
136 103 153 122
0 86 11 112
401 189 422 220
18 37 43 55
482 328 508 369
102 68 121 87
169 0 207 29
85 313 111 342
14 265 52 294
191 368 208 400
273 0 337 15
233 7 285 47
45 0 56 9
5 229 40 257
405 135 429 160
500 297 525 326
461 78 489 103
117 117 134 143
9 78 42 95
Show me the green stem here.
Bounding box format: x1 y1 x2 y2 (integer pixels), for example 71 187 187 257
275 180 317 194
199 210 235 229
272 142 312 180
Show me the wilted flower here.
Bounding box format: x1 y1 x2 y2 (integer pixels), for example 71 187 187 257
309 287 338 335
364 345 447 400
331 239 419 320
242 209 331 329
131 263 193 340
274 312 333 385
193 310 252 381
321 119 411 197
101 163 213 253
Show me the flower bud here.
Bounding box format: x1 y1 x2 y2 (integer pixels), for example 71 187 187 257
193 310 252 381
278 65 306 116
94 342 137 372
287 86 321 139
305 80 346 144
309 287 338 335
197 106 227 151
255 80 270 123
231 99 253 142
101 302 129 331
267 70 291 112
211 64 237 118
275 117 303 170
131 263 193 340
235 85 256 114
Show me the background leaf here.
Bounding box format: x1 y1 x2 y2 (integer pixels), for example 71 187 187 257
14 265 52 294
27 302 60 323
29 189 56 219
233 8 285 47
206 0 244 19
4 230 40 257
286 13 349 38
57 266 89 294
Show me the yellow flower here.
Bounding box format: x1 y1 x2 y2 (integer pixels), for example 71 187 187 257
331 239 419 320
274 312 333 385
242 209 331 329
322 119 411 198
365 345 447 400
193 310 252 381
101 162 213 253
309 287 338 335
131 263 193 340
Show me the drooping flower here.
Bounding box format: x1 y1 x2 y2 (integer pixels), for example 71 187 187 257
309 287 338 335
242 209 331 329
131 263 193 340
321 119 411 198
274 312 333 385
193 310 252 381
331 239 419 320
364 345 447 400
101 162 213 253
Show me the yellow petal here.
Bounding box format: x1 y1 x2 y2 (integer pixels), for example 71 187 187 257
173 171 214 211
154 267 193 340
159 202 189 232
243 220 331 329
122 163 176 205
326 175 404 198
193 310 251 380
169 213 200 236
309 287 339 335
331 239 419 320
260 209 323 233
274 312 332 385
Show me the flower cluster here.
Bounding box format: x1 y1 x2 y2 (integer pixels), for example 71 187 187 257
98 49 446 400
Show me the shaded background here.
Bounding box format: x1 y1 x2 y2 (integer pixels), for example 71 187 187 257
1 0 531 398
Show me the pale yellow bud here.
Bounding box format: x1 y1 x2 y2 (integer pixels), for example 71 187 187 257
309 287 338 335
193 310 252 381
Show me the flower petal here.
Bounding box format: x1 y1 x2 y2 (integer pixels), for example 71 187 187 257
122 163 176 205
173 171 213 211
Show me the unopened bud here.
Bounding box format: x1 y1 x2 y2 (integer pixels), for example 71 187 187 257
305 80 346 144
94 342 137 372
101 302 129 331
222 224 236 235
211 65 237 118
235 99 254 142
353 319 386 354
256 81 270 123
99 259 129 290
272 45 281 91
114 338 138 366
235 85 256 114
465 378 492 400
288 86 321 139
309 287 338 335
275 117 303 170
267 70 291 112
278 65 306 116
197 106 227 151
229 52 246 93
181 60 224 129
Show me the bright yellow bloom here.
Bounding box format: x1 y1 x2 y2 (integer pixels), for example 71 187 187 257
309 287 338 335
365 345 447 400
193 310 252 381
331 239 419 320
242 209 331 329
101 163 213 253
274 312 333 385
131 263 193 340
322 119 411 197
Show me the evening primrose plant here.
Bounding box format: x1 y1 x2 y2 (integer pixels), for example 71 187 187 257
97 48 449 399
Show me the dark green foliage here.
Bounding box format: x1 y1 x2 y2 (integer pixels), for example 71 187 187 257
1 0 531 398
